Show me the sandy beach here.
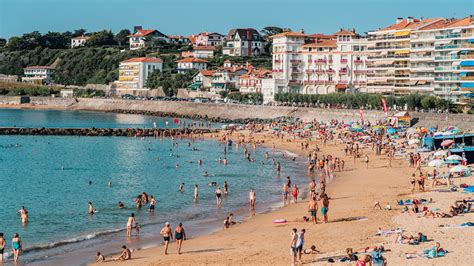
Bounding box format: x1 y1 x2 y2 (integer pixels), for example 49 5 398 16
89 129 473 266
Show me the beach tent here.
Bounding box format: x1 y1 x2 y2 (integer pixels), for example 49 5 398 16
387 111 411 127
428 159 445 167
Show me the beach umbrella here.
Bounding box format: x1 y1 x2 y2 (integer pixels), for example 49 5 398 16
449 165 469 174
433 150 447 157
408 139 420 145
221 125 228 129
441 140 454 147
387 128 396 134
447 155 463 161
428 159 445 167
272 127 281 131
428 127 436 132
433 132 444 137
304 124 313 129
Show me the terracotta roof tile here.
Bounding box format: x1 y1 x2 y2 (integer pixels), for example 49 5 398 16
176 58 209 63
333 28 356 36
129 29 157 37
200 70 215 76
121 57 163 63
25 65 54 69
302 39 337 48
269 31 306 39
193 46 216 51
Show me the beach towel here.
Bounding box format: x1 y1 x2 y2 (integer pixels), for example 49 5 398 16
376 229 402 236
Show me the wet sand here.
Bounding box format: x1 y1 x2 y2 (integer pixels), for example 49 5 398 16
87 130 474 266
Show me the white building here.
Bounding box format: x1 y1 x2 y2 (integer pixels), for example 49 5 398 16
210 62 250 92
116 57 163 93
191 70 215 90
270 30 368 96
193 46 216 58
176 58 209 73
71 35 89 48
195 32 224 46
128 29 168 50
22 66 54 84
367 16 474 104
223 28 265 57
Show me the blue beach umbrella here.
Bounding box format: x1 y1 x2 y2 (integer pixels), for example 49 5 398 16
387 128 396 134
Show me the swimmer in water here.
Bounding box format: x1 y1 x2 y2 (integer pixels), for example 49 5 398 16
108 181 112 187
203 171 209 177
194 184 199 202
118 201 125 208
88 202 96 215
179 183 185 192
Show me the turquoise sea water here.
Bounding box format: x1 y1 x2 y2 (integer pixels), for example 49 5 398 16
0 109 307 265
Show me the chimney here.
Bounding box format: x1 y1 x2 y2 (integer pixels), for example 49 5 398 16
396 17 404 24
134 26 142 32
352 28 356 33
407 16 414 23
300 28 305 34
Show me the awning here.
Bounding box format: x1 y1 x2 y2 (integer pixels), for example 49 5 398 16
452 61 461 66
395 50 410 55
449 50 459 55
452 28 462 33
469 38 474 43
461 83 474 88
374 60 394 66
459 72 467 77
336 84 347 89
394 31 410 37
460 61 474 67
212 83 226 88
460 50 470 54
409 80 418 85
380 51 388 56
417 80 427 85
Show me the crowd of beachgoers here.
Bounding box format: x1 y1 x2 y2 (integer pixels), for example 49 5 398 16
1 117 472 266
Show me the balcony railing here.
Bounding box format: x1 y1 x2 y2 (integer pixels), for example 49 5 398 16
354 60 363 64
368 35 410 41
339 70 348 75
354 70 367 75
435 33 461 39
460 76 474 81
460 55 474 59
435 44 460 50
462 43 474 48
326 70 334 74
340 59 348 64
307 60 313 63
290 59 302 63
289 80 302 84
328 60 333 64
434 67 460 71
435 56 459 60
316 59 327 64
434 77 460 81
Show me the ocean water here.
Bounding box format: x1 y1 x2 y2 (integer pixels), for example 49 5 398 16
0 109 308 265
0 108 221 129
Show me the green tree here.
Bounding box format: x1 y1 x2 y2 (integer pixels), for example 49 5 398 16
114 29 131 46
87 30 117 46
73 29 87 37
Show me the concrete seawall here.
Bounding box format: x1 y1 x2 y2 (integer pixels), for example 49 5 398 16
0 127 218 137
1 96 473 130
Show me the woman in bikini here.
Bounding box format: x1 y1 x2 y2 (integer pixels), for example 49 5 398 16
292 184 299 203
126 213 136 237
215 187 222 206
12 233 21 262
174 223 186 255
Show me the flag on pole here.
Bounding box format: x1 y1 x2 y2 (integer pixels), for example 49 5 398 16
381 97 388 117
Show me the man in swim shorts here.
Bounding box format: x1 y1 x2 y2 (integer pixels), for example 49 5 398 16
308 197 318 224
160 222 173 255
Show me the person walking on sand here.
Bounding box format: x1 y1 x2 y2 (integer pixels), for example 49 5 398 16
0 233 5 263
292 184 299 203
174 223 186 255
160 222 173 255
308 197 318 224
249 189 256 211
321 194 330 223
290 228 298 266
126 213 136 237
364 154 369 169
296 229 306 263
282 183 289 205
11 233 21 263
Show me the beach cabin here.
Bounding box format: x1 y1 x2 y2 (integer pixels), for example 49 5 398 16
386 112 411 128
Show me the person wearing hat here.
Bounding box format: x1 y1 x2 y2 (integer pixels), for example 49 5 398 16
160 222 173 255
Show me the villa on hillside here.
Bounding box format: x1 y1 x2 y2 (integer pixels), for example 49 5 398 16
71 35 89 48
190 70 215 90
210 60 252 92
194 32 225 47
22 66 55 84
193 46 216 58
128 27 169 50
223 28 265 57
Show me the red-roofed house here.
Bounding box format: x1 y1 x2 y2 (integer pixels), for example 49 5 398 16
22 65 55 84
116 57 163 93
128 28 168 50
71 35 90 48
176 58 209 73
239 69 272 94
191 70 215 89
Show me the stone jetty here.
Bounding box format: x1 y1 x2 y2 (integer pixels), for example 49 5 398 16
0 127 219 137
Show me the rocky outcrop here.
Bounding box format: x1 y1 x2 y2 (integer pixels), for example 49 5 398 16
0 127 219 137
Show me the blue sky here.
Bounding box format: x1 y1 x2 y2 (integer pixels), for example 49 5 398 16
0 0 472 38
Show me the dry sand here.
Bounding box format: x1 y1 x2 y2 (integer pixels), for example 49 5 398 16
89 131 473 266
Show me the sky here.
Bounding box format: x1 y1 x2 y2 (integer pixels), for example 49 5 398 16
0 0 472 39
